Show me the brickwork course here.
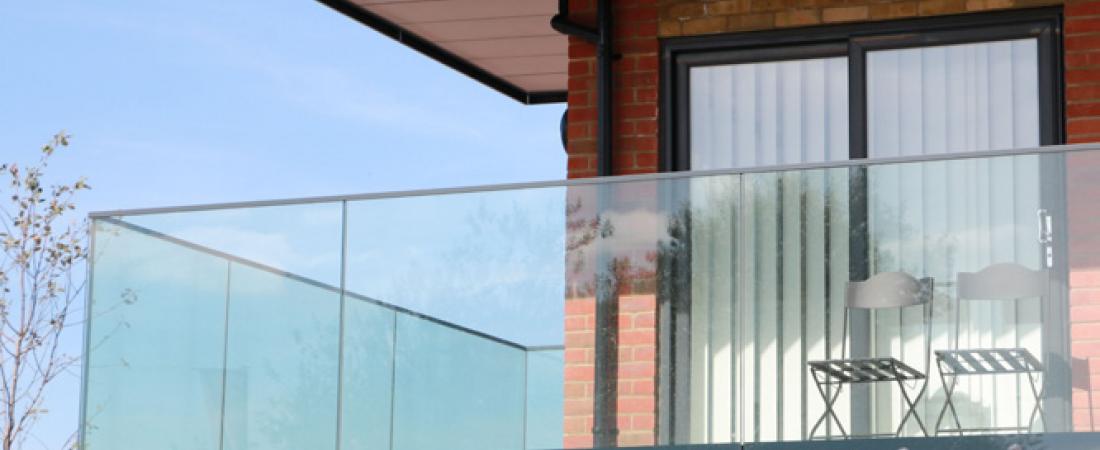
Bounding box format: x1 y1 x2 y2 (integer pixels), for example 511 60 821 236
563 0 1100 443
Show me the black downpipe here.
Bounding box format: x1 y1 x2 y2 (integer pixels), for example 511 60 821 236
594 0 613 178
551 0 614 177
591 4 618 447
552 0 618 447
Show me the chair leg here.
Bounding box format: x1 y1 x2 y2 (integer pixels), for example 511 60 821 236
810 368 847 440
895 377 929 437
1026 370 1047 433
934 361 963 436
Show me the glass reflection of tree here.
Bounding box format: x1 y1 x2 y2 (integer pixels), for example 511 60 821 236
384 197 567 346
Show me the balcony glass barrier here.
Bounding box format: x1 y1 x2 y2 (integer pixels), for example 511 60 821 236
82 145 1100 450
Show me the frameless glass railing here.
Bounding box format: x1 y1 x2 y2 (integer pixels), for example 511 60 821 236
82 145 1100 450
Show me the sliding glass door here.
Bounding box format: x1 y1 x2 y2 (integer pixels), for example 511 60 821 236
668 10 1064 445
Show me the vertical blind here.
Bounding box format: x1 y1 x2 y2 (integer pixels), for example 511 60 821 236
685 38 1043 442
689 57 850 171
688 56 850 443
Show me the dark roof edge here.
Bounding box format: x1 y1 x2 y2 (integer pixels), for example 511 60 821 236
315 0 566 105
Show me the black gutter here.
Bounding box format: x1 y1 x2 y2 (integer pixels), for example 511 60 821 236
550 0 598 43
315 0 566 105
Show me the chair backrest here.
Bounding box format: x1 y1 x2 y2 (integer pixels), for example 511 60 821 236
841 273 934 371
846 272 934 309
957 263 1048 301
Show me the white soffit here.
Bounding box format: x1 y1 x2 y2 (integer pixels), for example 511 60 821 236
350 0 567 96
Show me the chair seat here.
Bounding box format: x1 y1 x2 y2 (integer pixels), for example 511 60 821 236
808 357 925 384
934 348 1042 375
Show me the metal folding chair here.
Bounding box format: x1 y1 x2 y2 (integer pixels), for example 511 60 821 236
934 262 1049 435
808 272 935 440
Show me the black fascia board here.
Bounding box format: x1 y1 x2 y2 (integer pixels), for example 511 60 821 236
315 0 567 105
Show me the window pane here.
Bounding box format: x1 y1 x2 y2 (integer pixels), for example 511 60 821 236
689 57 849 170
867 38 1040 157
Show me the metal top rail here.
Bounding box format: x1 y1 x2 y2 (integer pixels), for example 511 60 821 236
89 143 1099 219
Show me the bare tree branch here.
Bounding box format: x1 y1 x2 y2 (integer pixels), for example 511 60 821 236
0 134 88 450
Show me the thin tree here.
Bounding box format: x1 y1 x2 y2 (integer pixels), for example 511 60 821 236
0 133 89 450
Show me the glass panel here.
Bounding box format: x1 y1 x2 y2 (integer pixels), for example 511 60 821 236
84 219 228 450
564 179 669 448
867 38 1040 157
689 57 849 170
345 188 566 347
684 155 1063 444
864 155 1045 436
391 314 527 450
686 173 740 444
339 296 396 450
221 262 340 450
126 203 344 286
728 168 850 443
526 348 565 450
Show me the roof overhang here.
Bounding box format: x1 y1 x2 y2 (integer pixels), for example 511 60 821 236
317 0 567 105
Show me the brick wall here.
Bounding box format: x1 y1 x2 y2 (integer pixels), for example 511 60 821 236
657 0 1059 35
565 0 1100 440
566 0 661 178
1066 0 1100 431
1067 149 1100 431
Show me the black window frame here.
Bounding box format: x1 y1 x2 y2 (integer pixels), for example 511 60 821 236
658 7 1065 171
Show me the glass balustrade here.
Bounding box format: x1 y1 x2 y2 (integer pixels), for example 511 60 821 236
82 145 1100 450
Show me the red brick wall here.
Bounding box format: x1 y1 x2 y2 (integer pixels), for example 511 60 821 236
615 295 658 446
657 0 1059 35
563 296 597 448
1066 1 1100 429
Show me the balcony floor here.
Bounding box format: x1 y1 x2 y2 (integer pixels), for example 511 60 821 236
581 433 1100 450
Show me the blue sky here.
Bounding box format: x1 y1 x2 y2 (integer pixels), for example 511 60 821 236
1 1 565 448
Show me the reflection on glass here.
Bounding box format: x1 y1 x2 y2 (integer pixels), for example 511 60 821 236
345 188 566 347
126 203 344 286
